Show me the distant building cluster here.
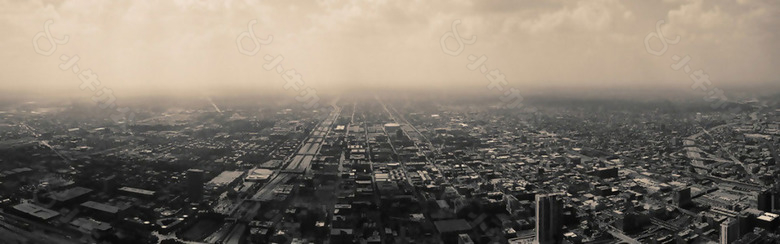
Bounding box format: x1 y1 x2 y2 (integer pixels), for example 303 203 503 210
0 98 778 243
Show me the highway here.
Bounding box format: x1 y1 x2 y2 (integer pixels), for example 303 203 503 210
684 123 761 184
250 105 341 202
202 106 342 243
20 123 73 164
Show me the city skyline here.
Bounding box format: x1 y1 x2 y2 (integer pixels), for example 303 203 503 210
1 1 780 244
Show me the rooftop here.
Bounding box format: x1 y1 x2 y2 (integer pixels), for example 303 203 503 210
434 219 472 233
13 203 60 220
207 171 244 187
70 217 112 232
81 201 119 214
118 186 156 196
48 187 93 202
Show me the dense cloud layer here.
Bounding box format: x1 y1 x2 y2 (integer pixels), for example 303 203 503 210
1 0 778 98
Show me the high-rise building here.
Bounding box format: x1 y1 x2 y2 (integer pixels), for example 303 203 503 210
673 187 692 208
757 189 772 212
736 212 751 236
720 218 739 244
536 193 563 244
775 190 780 212
187 169 205 202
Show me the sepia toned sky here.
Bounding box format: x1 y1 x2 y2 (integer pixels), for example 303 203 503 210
1 0 778 98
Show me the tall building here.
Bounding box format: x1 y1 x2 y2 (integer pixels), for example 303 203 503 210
673 187 692 208
720 218 739 244
187 169 205 202
773 185 780 211
757 190 772 212
775 190 780 212
536 193 563 244
735 212 753 237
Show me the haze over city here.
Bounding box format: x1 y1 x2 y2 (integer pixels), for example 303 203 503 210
1 1 780 244
1 0 779 98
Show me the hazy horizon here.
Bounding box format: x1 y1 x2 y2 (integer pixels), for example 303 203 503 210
3 2 780 243
2 0 779 99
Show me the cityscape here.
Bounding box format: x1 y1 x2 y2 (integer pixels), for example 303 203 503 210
0 94 778 244
2 0 780 244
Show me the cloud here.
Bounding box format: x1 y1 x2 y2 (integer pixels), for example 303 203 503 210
515 0 621 33
0 0 778 98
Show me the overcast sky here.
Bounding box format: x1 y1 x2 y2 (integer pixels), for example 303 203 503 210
1 0 778 98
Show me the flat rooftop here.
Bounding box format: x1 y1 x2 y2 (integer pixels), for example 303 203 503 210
48 187 93 202
207 171 244 187
434 219 472 233
81 201 119 214
118 186 156 196
13 203 60 220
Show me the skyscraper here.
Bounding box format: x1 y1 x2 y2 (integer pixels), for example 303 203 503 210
673 187 692 208
187 169 204 202
775 190 780 212
757 189 772 212
721 218 739 244
536 193 563 244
